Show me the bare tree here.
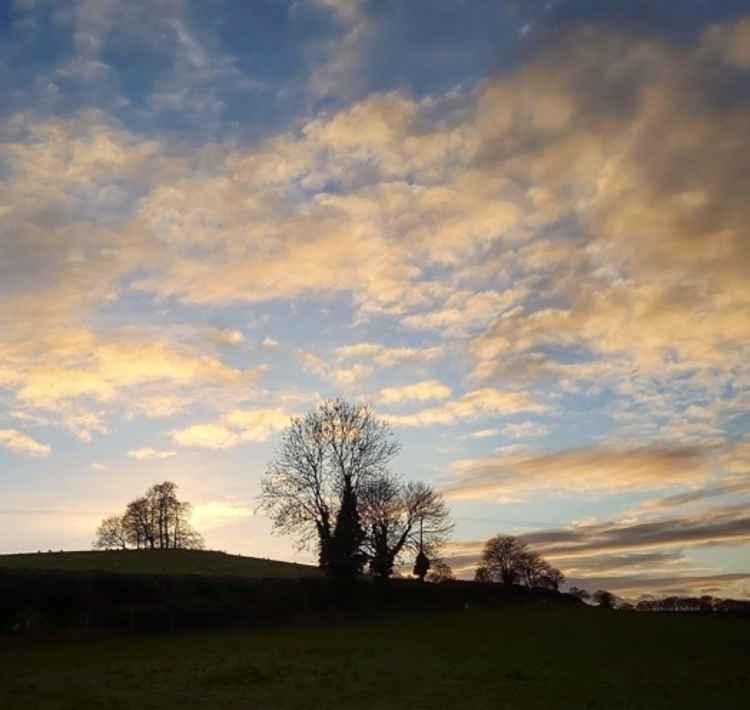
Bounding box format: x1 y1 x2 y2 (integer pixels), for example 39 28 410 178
362 476 453 580
480 535 525 584
593 589 615 609
516 549 545 587
124 497 155 549
568 586 590 601
260 399 400 576
426 559 454 583
537 563 565 591
95 482 203 552
93 515 128 550
479 534 563 589
148 481 179 549
474 565 492 583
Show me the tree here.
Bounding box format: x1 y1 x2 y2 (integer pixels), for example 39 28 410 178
537 565 565 591
328 474 366 578
147 481 180 549
124 496 155 549
568 586 590 601
413 549 430 582
426 559 454 583
94 481 203 551
478 534 563 589
94 515 128 550
362 476 452 580
260 398 400 577
480 535 525 584
516 549 545 587
593 589 615 609
474 566 492 583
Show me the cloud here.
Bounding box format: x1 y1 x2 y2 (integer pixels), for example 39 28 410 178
207 328 245 347
335 342 445 368
501 421 549 439
333 363 373 386
171 408 289 450
466 428 500 439
297 351 329 378
703 16 750 68
261 336 279 348
443 504 750 597
638 478 750 511
310 0 364 26
464 27 750 400
444 444 712 500
0 326 256 441
378 380 452 405
520 505 750 560
127 447 177 461
384 388 546 428
402 289 526 335
0 429 51 457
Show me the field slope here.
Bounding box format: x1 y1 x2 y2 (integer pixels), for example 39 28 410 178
2 605 748 709
0 549 321 578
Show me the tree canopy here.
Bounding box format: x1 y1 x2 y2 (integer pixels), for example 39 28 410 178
478 534 564 590
259 398 451 580
94 481 203 551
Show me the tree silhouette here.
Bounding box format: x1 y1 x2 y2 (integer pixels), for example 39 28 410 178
474 565 492 583
93 515 128 550
479 534 563 588
426 559 454 583
413 549 430 582
568 586 591 601
260 398 400 575
94 481 203 551
362 476 452 580
593 589 615 609
480 535 524 584
328 475 366 579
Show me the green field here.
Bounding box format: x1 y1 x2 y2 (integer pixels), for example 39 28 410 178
1 605 747 709
0 549 321 578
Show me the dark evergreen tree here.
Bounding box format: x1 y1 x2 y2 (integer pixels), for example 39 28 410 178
413 550 430 582
328 476 366 579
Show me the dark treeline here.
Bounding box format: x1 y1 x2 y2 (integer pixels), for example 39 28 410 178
633 595 750 614
0 568 579 635
568 588 750 614
94 481 203 551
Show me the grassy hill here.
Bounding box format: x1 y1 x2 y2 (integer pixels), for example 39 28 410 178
0 549 321 578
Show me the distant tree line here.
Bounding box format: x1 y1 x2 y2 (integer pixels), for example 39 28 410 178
94 481 204 551
260 398 453 582
473 535 565 591
634 595 750 614
564 588 750 614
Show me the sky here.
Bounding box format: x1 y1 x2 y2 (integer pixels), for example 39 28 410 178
1 0 749 601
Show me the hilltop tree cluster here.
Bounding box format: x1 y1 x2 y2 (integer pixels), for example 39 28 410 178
94 481 204 551
474 535 565 590
260 398 453 581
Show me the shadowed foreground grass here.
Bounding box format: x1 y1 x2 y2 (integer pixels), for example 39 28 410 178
0 549 321 578
1 605 747 710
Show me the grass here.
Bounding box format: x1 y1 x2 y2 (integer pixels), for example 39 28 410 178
1 605 748 709
0 549 321 578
